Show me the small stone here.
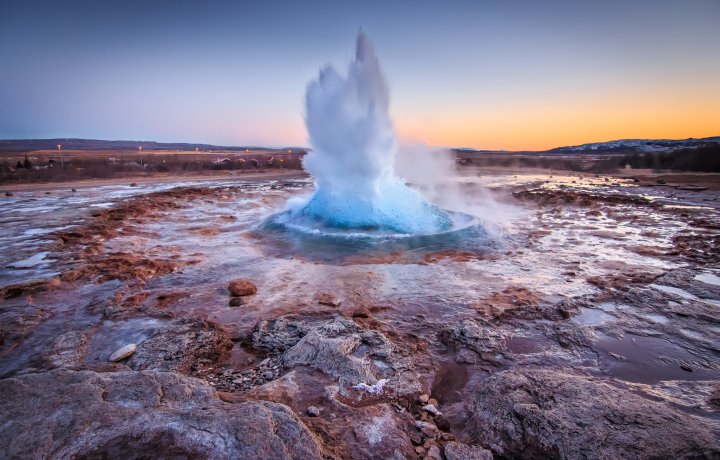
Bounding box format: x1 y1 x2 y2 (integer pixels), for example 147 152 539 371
316 293 340 306
130 182 138 187
435 416 450 431
419 393 430 404
109 343 136 362
423 438 436 449
428 398 439 407
5 191 13 197
306 406 320 417
444 441 493 460
680 364 693 372
262 371 274 380
228 279 257 296
410 434 423 445
71 188 77 192
259 358 271 366
424 445 442 460
415 420 439 438
440 432 455 441
422 404 442 416
229 297 244 307
351 308 370 318
415 446 426 456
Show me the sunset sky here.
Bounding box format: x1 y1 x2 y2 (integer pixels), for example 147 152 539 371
1 0 719 150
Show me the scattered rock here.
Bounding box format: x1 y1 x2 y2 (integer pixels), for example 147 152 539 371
468 368 720 459
415 420 439 438
348 404 416 459
419 393 430 404
154 291 191 308
128 318 232 373
307 405 320 417
424 444 442 460
253 314 423 395
422 404 442 416
229 297 244 307
423 438 437 449
316 292 341 306
681 364 694 372
130 182 138 187
551 322 597 349
444 442 493 460
228 279 257 297
0 368 324 459
5 191 13 197
351 307 370 318
440 319 507 364
71 188 77 192
110 343 137 362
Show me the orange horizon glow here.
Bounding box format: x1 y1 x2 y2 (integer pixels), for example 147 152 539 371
395 86 720 151
397 121 720 152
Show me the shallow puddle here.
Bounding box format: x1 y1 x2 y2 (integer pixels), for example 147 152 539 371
595 333 720 384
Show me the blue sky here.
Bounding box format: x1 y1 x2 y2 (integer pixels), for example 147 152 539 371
1 0 719 149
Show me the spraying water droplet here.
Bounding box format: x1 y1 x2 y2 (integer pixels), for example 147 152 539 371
281 32 457 234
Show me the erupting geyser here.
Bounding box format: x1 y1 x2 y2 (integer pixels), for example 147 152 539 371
278 32 456 235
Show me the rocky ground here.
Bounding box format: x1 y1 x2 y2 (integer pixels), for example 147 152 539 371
0 173 719 459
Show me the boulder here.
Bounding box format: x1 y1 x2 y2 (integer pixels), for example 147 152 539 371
253 314 423 395
468 368 720 459
228 279 257 297
0 368 324 459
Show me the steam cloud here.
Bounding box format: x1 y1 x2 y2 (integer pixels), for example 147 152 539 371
291 32 453 234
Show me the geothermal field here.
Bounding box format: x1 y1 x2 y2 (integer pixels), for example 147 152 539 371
2 34 720 460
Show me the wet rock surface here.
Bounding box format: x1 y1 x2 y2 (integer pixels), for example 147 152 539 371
253 313 427 395
468 368 720 459
1 174 720 458
0 368 324 460
440 319 507 364
127 317 232 373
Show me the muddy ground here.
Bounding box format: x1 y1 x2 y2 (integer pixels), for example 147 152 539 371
0 170 719 459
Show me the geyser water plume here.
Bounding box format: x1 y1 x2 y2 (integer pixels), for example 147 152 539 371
287 32 453 234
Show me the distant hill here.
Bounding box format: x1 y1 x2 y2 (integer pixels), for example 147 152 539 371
0 138 306 153
548 137 720 154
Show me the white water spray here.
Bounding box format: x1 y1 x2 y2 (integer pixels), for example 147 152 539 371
287 32 453 234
